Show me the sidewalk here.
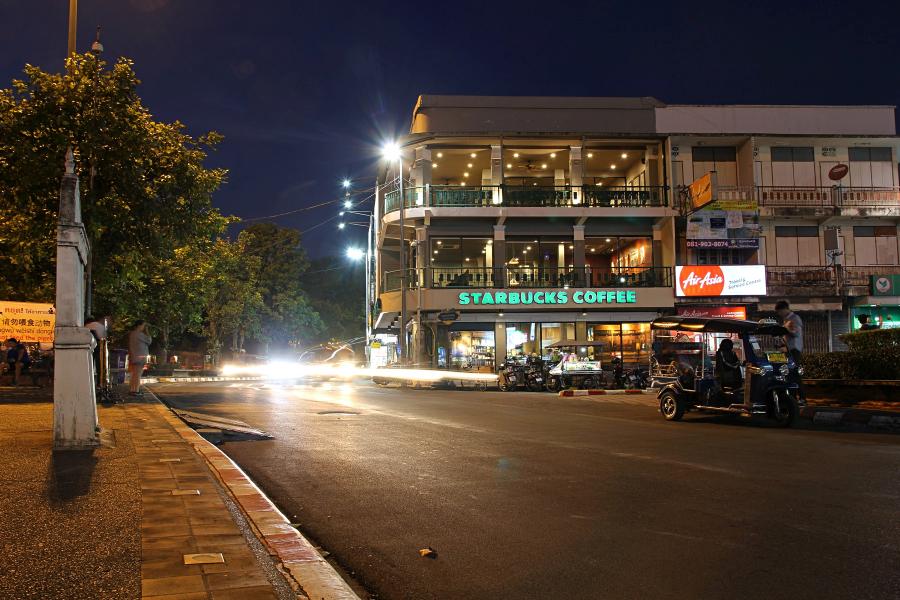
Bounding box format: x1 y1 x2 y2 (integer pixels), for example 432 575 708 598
0 386 308 600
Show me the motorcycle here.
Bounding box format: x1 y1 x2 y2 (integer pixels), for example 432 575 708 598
626 368 649 390
498 361 523 392
524 358 546 392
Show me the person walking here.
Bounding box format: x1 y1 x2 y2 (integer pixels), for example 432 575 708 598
127 320 152 396
775 300 803 365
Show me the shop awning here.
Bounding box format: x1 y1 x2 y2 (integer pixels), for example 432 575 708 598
372 311 400 333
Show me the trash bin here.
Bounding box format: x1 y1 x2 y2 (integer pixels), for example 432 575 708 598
109 349 128 384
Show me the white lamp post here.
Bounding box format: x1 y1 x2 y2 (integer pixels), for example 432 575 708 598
382 142 407 364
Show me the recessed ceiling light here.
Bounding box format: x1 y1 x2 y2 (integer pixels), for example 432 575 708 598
432 163 438 168
522 250 527 254
550 152 556 158
541 163 547 169
470 152 477 158
436 152 443 158
506 163 512 168
513 152 520 158
568 245 573 249
621 153 628 159
526 246 532 250
587 152 594 158
437 240 442 245
590 248 596 252
467 163 473 168
610 164 616 169
465 257 470 262
463 172 469 177
596 182 603 186
605 238 611 242
433 250 438 254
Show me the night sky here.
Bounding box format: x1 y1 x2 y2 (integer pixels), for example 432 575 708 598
2 0 899 256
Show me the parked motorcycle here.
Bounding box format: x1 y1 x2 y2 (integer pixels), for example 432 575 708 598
498 361 523 392
626 368 649 390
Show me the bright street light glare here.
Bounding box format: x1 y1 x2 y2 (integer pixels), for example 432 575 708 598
342 178 351 188
382 142 401 162
346 247 365 261
344 200 352 208
338 223 345 229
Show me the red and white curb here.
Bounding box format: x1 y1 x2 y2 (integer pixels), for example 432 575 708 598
154 400 360 599
559 389 655 397
155 376 263 383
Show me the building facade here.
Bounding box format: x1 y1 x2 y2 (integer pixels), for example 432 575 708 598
369 96 900 369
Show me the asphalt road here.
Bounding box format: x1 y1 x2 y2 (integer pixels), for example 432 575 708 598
152 380 900 600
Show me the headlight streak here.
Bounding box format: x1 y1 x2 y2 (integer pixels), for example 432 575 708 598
219 362 499 383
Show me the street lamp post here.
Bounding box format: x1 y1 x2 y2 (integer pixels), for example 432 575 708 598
68 0 78 56
382 143 407 364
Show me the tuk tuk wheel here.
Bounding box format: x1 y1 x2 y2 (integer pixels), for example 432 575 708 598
660 391 685 421
770 389 797 427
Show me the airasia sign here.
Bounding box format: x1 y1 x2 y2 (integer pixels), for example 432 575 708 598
675 265 767 297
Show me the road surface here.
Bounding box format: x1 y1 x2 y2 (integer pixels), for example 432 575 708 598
152 380 900 600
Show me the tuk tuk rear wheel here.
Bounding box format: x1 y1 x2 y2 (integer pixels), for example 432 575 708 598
660 391 685 421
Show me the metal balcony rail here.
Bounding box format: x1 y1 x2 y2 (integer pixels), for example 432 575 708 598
382 185 669 212
382 269 420 292
580 186 667 207
842 265 900 286
589 266 673 288
430 185 501 207
505 267 587 288
431 267 501 288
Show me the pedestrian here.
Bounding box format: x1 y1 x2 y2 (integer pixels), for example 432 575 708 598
5 338 31 386
774 300 803 365
85 316 107 387
857 314 880 331
127 320 152 396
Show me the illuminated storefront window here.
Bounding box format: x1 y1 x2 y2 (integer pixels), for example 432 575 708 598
540 322 575 357
449 330 496 371
586 322 651 367
506 322 539 361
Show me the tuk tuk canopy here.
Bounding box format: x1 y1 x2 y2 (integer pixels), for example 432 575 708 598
650 316 788 337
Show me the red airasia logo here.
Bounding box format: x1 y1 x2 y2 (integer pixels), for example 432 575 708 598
679 266 726 296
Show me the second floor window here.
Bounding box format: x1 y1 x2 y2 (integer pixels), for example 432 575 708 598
692 146 738 186
854 226 898 265
775 226 821 266
770 146 815 187
848 147 896 188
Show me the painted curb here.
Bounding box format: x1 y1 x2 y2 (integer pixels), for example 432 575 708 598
155 376 264 383
149 396 361 600
559 389 655 397
801 406 900 431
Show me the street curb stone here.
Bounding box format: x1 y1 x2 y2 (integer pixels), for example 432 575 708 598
558 389 655 397
147 392 362 600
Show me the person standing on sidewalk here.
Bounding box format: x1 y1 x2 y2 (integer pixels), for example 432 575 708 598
127 320 152 396
5 338 31 386
775 300 803 365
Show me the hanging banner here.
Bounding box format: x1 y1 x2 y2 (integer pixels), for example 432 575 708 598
687 172 716 211
0 301 56 343
676 305 747 320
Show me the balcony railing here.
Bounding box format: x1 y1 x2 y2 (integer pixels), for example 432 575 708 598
837 187 900 207
382 185 669 213
755 186 900 208
842 266 900 287
386 266 673 290
767 266 835 286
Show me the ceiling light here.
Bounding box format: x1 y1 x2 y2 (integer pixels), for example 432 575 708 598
470 152 477 158
541 163 547 169
463 172 469 177
467 163 473 168
526 246 532 250
513 152 520 158
459 182 465 186
437 152 443 158
437 240 442 245
596 182 603 186
587 152 594 158
550 152 556 158
506 163 512 168
610 164 616 169
605 238 611 242
568 245 574 249
590 248 596 252
465 257 470 262
621 153 628 159
433 250 438 254
433 163 438 168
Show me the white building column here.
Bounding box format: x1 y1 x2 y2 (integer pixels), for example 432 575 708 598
53 149 98 450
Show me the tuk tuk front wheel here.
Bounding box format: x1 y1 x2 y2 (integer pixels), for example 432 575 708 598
660 391 685 421
770 389 797 427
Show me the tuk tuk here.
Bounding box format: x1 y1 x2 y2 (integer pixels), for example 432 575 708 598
544 340 606 392
650 316 804 427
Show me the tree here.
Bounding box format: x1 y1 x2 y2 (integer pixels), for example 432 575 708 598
0 53 228 332
302 256 365 344
238 224 322 350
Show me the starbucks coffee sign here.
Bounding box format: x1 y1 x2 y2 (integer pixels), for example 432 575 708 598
457 289 637 306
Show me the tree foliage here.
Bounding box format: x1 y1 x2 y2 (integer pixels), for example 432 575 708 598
303 256 365 345
0 53 228 335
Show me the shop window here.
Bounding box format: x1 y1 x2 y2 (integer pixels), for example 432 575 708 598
693 248 754 266
848 147 895 187
506 238 574 286
431 237 493 287
540 323 575 358
587 323 651 368
585 237 652 278
770 146 815 187
853 226 899 265
450 330 495 371
692 146 737 186
505 322 539 362
774 226 821 266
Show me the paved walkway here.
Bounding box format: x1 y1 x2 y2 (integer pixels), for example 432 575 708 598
0 386 296 600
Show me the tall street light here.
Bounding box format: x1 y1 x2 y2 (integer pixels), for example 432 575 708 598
68 0 78 56
382 142 407 364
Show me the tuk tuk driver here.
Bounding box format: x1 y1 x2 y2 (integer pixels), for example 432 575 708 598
715 338 743 389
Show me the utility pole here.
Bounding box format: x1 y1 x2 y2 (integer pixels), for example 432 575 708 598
68 0 78 56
